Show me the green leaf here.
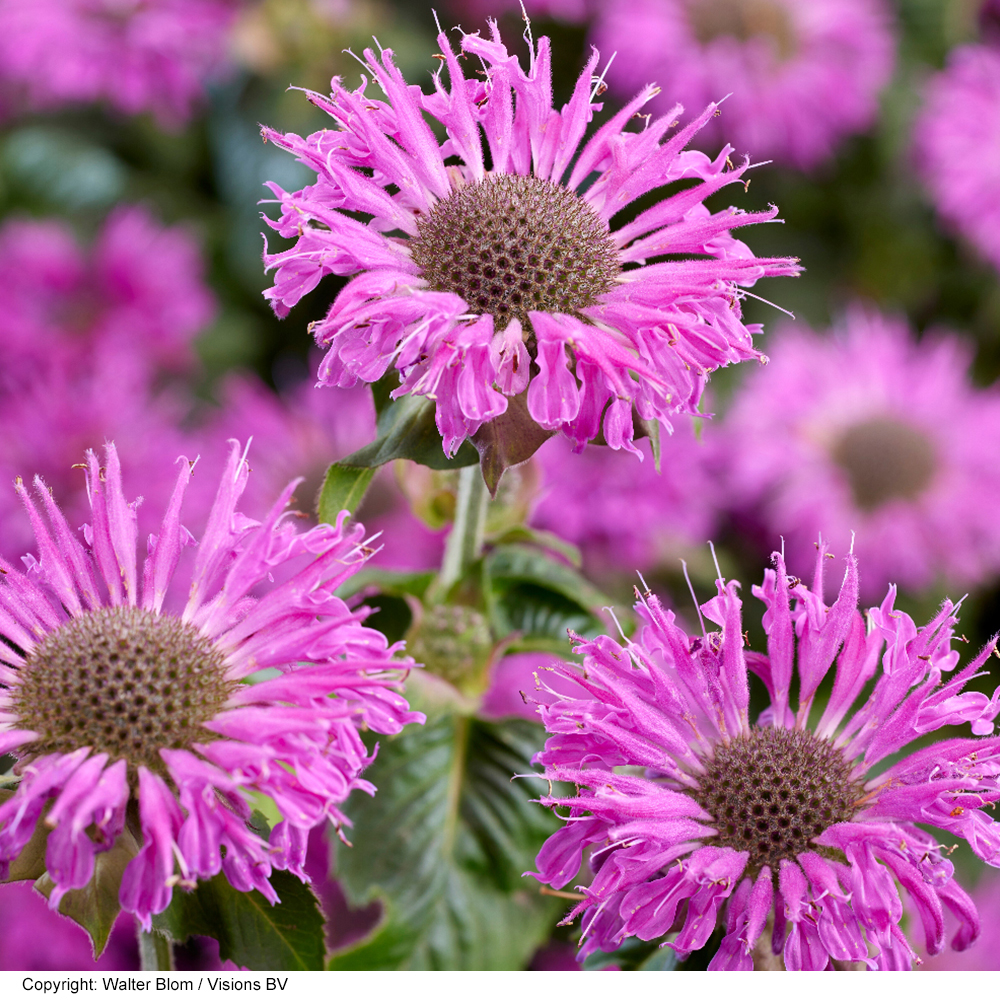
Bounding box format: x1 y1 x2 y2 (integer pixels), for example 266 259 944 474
35 827 141 958
471 391 554 496
329 714 562 970
338 393 479 471
316 463 376 523
485 544 611 617
0 789 49 883
491 583 597 645
488 526 583 568
335 567 437 602
152 870 325 971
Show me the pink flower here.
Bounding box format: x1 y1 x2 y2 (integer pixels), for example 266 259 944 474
0 0 241 127
530 545 1000 969
0 207 215 379
0 441 422 929
592 0 895 170
200 372 446 571
261 21 799 460
717 306 1000 601
914 44 1000 275
0 882 138 971
530 429 718 573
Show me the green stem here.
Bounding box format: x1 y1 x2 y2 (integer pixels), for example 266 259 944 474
138 926 174 972
437 464 487 592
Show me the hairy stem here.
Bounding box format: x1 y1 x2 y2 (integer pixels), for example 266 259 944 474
138 926 175 972
437 464 488 592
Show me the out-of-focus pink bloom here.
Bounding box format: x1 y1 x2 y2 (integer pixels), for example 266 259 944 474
531 546 1000 969
718 307 1000 600
480 651 581 722
0 351 198 560
530 429 718 572
914 44 1000 275
0 0 241 126
261 21 799 460
921 875 1000 970
201 373 445 570
0 882 137 971
0 208 215 379
592 0 895 170
0 441 422 929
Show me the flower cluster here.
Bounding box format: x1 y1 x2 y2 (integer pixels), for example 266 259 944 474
0 441 422 927
717 306 1000 599
530 545 1000 969
0 208 215 559
530 428 719 572
262 22 799 459
592 0 895 170
0 0 241 126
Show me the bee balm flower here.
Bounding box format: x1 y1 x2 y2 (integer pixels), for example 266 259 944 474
261 20 800 460
530 547 1000 969
0 441 422 928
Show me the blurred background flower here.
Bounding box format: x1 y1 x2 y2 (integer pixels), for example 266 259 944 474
2 0 1000 973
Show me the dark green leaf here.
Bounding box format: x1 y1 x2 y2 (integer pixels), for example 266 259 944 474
329 714 561 970
492 583 596 645
488 526 582 568
35 828 140 958
485 544 611 616
152 870 325 971
338 394 479 471
471 391 554 496
316 463 375 523
335 567 436 602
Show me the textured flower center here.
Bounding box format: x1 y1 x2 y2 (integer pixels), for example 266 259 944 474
13 607 234 779
410 173 620 331
830 416 937 511
694 727 862 871
685 0 797 59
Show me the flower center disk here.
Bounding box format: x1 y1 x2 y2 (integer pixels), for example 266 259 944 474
831 415 937 512
13 606 233 778
410 173 620 331
694 727 862 871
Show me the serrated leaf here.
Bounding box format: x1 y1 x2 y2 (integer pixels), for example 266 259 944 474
0 788 49 883
338 393 479 471
316 463 375 523
330 714 561 970
35 827 140 958
471 391 554 496
152 870 325 971
491 583 597 644
488 526 582 568
485 544 610 616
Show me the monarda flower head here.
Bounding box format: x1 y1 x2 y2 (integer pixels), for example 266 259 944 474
591 0 895 171
0 441 422 928
530 545 1000 969
717 306 1000 601
261 20 800 461
913 44 1000 276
